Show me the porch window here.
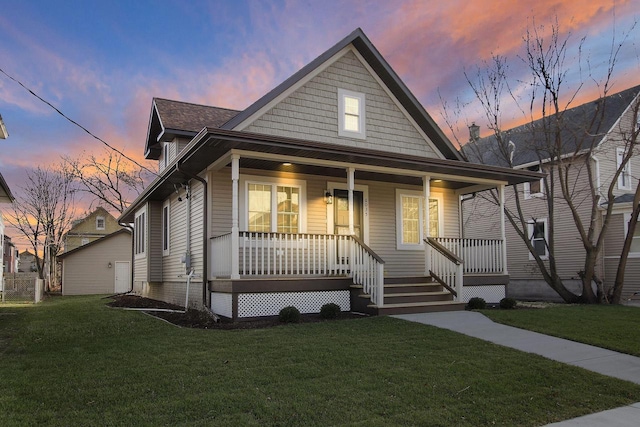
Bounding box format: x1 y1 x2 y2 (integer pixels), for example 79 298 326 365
338 88 365 139
246 179 303 234
527 218 548 260
396 190 442 250
617 147 631 191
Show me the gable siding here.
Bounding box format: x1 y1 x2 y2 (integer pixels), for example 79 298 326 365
243 50 440 158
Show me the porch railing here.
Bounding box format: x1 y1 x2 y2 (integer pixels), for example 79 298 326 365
209 232 385 306
433 237 505 274
425 237 463 301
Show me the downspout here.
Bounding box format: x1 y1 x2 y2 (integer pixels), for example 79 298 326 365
175 162 209 310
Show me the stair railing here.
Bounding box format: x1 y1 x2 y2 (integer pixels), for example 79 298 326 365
424 237 463 301
350 236 385 307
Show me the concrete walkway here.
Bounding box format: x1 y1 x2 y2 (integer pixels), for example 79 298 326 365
394 311 640 426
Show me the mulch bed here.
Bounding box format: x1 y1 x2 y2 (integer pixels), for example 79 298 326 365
107 294 367 329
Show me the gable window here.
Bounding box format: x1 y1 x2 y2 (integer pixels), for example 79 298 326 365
338 88 365 139
617 147 631 191
527 218 548 260
134 210 146 256
244 177 305 234
96 216 105 230
396 190 442 250
162 201 170 255
524 166 544 199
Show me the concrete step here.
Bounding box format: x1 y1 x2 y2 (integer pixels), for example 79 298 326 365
373 301 466 315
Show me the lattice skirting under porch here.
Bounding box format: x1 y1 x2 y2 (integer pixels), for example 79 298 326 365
211 290 350 319
461 285 505 303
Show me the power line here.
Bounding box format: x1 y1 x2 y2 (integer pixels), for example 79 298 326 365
0 66 159 178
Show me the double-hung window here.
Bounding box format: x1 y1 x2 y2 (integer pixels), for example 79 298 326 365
245 177 305 234
396 190 441 250
617 147 632 190
623 213 640 256
338 88 365 139
96 216 105 230
134 209 146 256
527 218 548 260
524 166 544 199
162 201 170 255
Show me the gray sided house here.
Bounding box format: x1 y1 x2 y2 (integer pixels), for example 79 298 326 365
119 28 541 319
59 229 132 295
462 85 640 301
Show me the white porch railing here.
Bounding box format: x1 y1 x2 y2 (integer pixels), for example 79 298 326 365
209 232 385 306
433 237 505 274
425 237 463 301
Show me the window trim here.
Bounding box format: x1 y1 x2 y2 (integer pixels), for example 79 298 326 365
617 147 632 191
524 166 544 199
162 200 170 256
527 217 549 260
395 189 444 251
96 216 105 230
623 212 640 258
163 142 170 170
240 175 307 233
134 207 147 258
338 88 366 140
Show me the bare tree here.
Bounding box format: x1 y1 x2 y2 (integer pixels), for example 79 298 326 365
62 149 151 214
445 17 639 303
7 165 77 290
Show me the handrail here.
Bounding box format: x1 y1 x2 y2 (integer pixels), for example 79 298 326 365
429 270 457 297
425 237 463 265
351 235 385 264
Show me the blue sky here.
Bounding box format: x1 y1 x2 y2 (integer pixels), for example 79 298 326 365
1 0 639 231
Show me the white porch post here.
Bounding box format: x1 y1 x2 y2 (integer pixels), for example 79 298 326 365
347 168 355 235
423 176 431 276
231 154 240 279
499 184 508 275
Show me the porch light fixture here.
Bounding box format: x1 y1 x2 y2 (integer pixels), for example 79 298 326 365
324 190 333 204
282 162 292 166
108 262 112 269
432 179 442 183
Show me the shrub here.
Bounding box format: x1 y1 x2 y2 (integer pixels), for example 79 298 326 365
279 306 301 323
320 303 341 319
499 297 517 309
466 297 486 310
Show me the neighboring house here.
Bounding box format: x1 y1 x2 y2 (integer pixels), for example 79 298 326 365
119 28 541 319
63 206 123 252
3 235 18 274
0 114 14 291
59 229 132 295
462 85 640 301
18 250 38 273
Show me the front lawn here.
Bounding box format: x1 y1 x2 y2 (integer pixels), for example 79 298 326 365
1 296 639 426
482 304 640 357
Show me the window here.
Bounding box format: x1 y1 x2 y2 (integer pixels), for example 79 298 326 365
623 213 640 256
524 166 544 199
162 201 170 255
338 88 365 139
244 178 304 233
96 216 105 230
617 147 631 191
527 218 548 260
396 190 442 250
134 210 146 256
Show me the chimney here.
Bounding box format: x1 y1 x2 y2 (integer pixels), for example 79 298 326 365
468 122 480 141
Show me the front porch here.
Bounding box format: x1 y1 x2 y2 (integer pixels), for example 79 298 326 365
209 231 508 319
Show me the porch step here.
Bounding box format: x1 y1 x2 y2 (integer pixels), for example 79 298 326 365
372 300 467 315
384 291 452 304
384 283 443 294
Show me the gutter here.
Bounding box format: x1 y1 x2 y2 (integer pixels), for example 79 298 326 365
175 161 209 310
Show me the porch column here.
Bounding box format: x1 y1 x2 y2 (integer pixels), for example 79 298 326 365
499 184 508 275
347 167 355 235
423 176 431 275
231 154 240 279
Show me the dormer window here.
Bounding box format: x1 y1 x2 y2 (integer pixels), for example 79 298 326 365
338 89 365 139
96 216 105 230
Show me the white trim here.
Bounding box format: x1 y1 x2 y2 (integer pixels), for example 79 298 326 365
338 88 365 139
163 142 170 170
395 189 444 250
527 217 549 260
523 166 544 199
240 174 307 233
162 200 170 256
623 212 640 257
96 216 105 230
134 206 147 259
616 147 632 191
325 181 370 245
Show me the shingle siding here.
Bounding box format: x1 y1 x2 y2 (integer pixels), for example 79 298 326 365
243 50 441 159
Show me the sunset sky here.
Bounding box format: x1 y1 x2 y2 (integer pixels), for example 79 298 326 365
1 0 639 248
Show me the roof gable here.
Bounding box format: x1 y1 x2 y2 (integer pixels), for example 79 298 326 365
223 28 461 161
58 229 131 259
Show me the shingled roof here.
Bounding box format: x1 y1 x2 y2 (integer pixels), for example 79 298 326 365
145 99 240 159
462 85 640 168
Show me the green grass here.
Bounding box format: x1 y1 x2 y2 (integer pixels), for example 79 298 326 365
483 304 640 357
1 296 639 426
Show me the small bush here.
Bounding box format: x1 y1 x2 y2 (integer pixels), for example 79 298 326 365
279 306 301 323
320 303 341 319
466 297 486 310
499 297 517 309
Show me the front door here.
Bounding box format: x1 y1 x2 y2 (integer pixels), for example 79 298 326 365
333 189 363 239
